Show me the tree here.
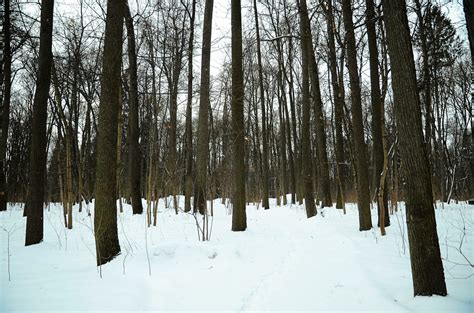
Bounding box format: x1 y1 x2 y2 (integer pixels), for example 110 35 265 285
25 0 54 246
324 0 346 211
0 0 11 212
298 0 316 218
305 5 332 208
231 0 247 231
184 0 196 213
342 0 372 230
194 0 214 215
94 0 124 266
366 0 389 227
253 0 270 210
414 4 463 202
382 0 447 296
124 1 143 215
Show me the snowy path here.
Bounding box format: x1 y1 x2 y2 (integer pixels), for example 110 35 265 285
1 199 473 312
240 208 399 311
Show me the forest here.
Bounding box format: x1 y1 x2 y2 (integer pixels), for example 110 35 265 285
1 0 473 311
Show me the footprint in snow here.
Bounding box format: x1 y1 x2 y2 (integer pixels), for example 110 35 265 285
208 251 217 259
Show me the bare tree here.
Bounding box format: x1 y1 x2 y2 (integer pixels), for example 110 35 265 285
342 0 372 230
366 0 389 227
195 0 214 215
231 0 247 231
25 0 54 245
298 0 316 218
0 0 11 212
94 0 124 265
184 0 196 213
124 1 143 215
382 0 447 296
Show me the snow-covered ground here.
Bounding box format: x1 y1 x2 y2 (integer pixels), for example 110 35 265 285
1 197 473 312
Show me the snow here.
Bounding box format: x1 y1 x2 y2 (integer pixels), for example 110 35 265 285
1 197 473 312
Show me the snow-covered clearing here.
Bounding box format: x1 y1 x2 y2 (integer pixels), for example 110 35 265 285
1 198 473 312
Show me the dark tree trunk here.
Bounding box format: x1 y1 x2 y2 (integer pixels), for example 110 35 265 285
366 0 389 227
184 0 196 213
25 0 54 246
231 0 247 231
342 0 372 230
124 1 143 215
253 0 270 210
298 0 316 218
0 0 11 211
94 0 123 266
195 0 214 215
325 0 346 210
382 0 447 296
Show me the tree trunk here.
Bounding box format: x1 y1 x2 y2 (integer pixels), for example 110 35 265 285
195 0 214 215
342 0 372 230
0 0 11 211
307 33 332 208
124 1 143 215
252 0 270 210
25 0 54 246
382 0 447 296
184 0 196 213
298 0 316 218
94 0 123 266
366 0 389 227
231 0 247 231
325 1 346 210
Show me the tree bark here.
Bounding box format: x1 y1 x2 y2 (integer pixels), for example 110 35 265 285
195 0 214 215
0 0 11 211
324 0 346 210
307 31 332 208
342 0 372 230
184 0 196 213
124 1 143 215
366 0 389 227
382 0 447 296
298 0 316 218
231 0 247 231
94 0 123 265
253 0 270 210
25 0 54 246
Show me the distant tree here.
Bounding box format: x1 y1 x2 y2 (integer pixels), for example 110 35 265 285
382 0 447 296
252 0 270 210
25 0 54 246
231 0 247 231
94 0 124 265
306 4 332 208
414 4 463 202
